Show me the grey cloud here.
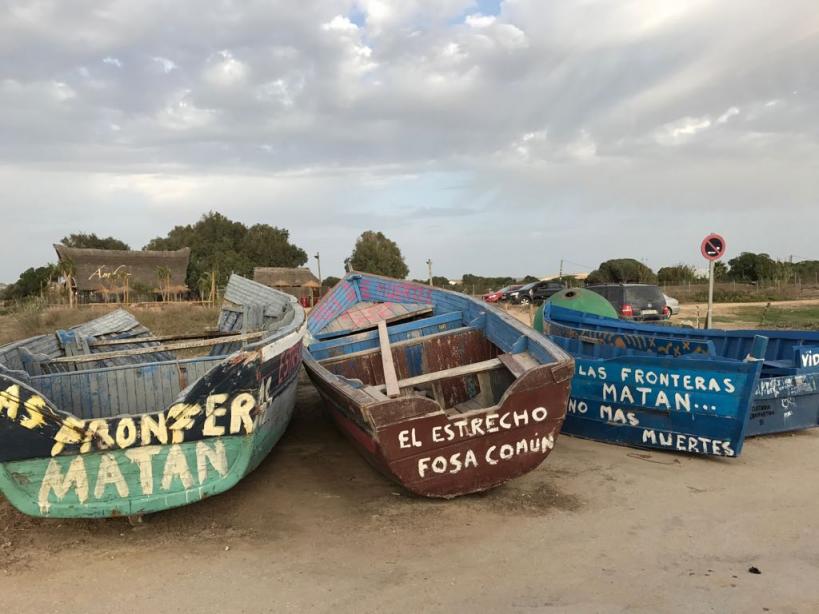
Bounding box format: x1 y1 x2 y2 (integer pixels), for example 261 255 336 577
0 0 817 281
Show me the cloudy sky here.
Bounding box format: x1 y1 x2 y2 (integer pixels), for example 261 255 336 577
1 0 817 282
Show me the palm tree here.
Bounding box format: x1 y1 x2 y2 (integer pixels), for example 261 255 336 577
156 266 172 302
56 258 76 307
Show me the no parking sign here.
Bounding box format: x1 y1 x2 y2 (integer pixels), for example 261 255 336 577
701 234 726 262
701 233 726 328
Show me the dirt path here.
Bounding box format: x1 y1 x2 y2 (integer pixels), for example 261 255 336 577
675 298 819 329
1 372 818 613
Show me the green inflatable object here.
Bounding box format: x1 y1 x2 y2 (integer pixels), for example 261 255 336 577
534 288 618 332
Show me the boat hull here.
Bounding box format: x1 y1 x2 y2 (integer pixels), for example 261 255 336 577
749 372 819 436
558 352 761 457
0 322 304 518
305 355 571 497
542 304 819 438
304 272 575 498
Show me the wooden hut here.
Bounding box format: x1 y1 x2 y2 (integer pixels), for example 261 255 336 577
253 267 320 306
53 244 190 303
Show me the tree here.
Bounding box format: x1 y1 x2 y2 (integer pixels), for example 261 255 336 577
521 275 540 284
5 265 57 300
431 276 450 287
243 224 308 272
348 231 409 279
461 274 516 294
714 261 729 281
587 259 657 284
322 276 341 289
61 233 130 250
727 252 778 282
657 264 698 285
56 257 77 306
145 211 307 290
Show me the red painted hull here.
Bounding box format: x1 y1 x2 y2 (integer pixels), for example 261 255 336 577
304 354 572 498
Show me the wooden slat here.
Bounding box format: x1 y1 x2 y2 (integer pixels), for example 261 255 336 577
497 352 539 378
317 326 476 365
316 305 434 339
364 385 389 401
375 358 503 392
476 371 494 406
378 321 400 398
50 331 266 364
309 311 463 355
89 330 238 347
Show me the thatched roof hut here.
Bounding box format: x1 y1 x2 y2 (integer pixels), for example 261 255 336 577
54 244 190 297
253 267 320 289
253 267 320 304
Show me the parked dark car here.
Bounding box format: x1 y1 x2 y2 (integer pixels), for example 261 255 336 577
585 283 669 320
509 280 566 305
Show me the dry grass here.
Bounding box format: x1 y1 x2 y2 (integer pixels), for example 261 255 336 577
0 303 220 345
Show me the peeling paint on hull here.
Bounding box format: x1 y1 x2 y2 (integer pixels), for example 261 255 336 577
0 275 305 518
303 273 575 498
0 348 301 518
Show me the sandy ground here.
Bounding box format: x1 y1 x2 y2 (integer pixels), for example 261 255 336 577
676 298 819 329
1 370 818 613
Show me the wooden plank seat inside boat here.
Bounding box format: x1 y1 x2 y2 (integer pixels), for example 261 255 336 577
0 277 299 421
315 302 435 340
0 309 175 376
309 311 464 361
319 318 528 413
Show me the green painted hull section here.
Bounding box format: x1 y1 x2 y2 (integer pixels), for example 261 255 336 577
537 288 618 332
0 379 297 518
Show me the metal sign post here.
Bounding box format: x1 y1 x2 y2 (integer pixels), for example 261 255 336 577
700 233 726 329
707 260 715 328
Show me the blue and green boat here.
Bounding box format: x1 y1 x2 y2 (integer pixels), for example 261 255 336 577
0 275 305 518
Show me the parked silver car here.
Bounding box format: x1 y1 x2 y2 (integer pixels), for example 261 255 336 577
663 294 680 316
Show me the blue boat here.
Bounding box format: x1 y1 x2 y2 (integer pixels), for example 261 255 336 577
542 303 819 437
536 306 766 456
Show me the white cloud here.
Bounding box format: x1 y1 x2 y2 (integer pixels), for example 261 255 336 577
565 130 597 161
654 116 713 146
102 56 123 68
465 14 496 28
717 106 740 124
50 81 76 102
322 15 359 33
156 90 216 130
152 56 178 74
203 50 248 87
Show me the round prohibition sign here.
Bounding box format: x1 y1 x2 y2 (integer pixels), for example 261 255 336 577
701 233 726 261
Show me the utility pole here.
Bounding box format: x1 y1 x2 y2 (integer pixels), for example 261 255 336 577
426 259 433 286
559 258 564 280
314 252 322 301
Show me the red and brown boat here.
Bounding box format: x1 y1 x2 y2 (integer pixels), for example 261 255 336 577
303 273 574 498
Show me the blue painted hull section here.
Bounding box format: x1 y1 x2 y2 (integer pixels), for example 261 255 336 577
555 346 761 457
748 372 819 436
543 305 819 437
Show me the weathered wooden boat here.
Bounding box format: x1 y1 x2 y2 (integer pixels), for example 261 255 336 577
542 301 819 437
302 273 574 498
0 275 305 518
536 303 767 457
